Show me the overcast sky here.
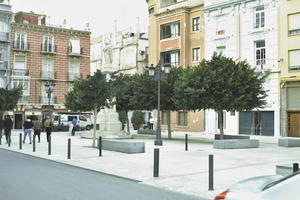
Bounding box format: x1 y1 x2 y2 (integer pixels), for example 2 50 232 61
10 0 149 36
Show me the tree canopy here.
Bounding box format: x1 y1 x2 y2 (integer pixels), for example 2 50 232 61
0 87 22 112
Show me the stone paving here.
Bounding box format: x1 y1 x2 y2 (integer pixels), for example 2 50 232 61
1 130 300 200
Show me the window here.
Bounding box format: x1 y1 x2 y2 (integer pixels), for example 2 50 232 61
149 7 154 14
69 39 80 54
255 40 266 67
15 33 27 49
193 48 200 61
178 111 188 126
43 35 54 52
192 17 200 31
0 21 8 41
161 111 168 125
13 79 29 98
289 50 300 71
254 7 265 29
14 55 26 69
161 50 180 67
69 58 80 80
42 57 54 78
216 46 226 54
288 13 300 36
216 15 225 35
161 0 177 7
160 21 180 40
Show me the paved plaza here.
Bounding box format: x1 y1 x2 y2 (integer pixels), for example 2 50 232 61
1 130 299 199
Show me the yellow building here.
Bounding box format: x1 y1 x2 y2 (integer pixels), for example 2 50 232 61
146 0 205 132
279 0 300 137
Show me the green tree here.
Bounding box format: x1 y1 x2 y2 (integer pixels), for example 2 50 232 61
0 87 22 116
175 53 267 139
131 110 145 130
65 71 112 146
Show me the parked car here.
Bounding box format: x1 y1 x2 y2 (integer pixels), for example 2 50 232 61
214 173 297 200
53 113 93 131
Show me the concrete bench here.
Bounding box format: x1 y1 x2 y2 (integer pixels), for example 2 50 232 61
214 139 259 149
137 129 156 135
278 138 300 147
276 164 298 176
102 139 145 154
214 134 250 140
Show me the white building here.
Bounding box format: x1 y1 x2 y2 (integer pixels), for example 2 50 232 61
91 29 148 76
204 0 280 137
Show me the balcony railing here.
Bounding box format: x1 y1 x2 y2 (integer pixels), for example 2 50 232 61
68 72 82 81
41 70 56 79
0 61 8 70
0 32 9 42
40 96 57 105
18 95 29 104
68 46 83 56
12 41 30 51
41 44 57 54
11 69 29 76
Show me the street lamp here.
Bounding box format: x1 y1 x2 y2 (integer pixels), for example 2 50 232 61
45 81 56 116
148 60 171 146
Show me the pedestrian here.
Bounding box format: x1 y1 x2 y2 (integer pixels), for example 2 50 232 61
3 115 13 145
0 116 4 144
149 116 154 130
23 118 33 144
71 117 77 136
33 118 42 143
69 121 73 136
43 116 53 143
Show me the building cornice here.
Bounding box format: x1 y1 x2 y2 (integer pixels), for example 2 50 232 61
11 23 91 37
203 0 254 12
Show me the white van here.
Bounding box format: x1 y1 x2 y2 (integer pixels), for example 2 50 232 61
53 113 93 130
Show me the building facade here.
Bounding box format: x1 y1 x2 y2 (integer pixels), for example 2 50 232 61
0 0 12 89
146 0 205 132
10 12 90 129
279 0 300 137
204 0 280 137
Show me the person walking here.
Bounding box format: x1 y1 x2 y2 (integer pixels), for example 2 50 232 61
68 121 73 136
71 117 77 136
23 118 33 144
0 116 4 144
33 118 42 143
44 116 53 143
3 115 13 145
149 116 154 130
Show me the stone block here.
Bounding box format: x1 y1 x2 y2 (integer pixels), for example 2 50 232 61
102 139 145 154
214 134 250 140
278 138 300 147
213 139 259 149
276 164 295 176
137 129 156 135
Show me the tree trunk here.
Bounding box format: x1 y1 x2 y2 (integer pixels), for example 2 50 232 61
167 110 171 139
218 110 224 140
126 110 130 134
92 106 97 147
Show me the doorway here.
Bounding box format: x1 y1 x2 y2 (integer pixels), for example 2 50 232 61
14 113 23 129
288 112 300 137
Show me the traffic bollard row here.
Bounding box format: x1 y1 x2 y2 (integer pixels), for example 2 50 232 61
68 138 71 159
19 133 22 150
185 134 188 151
48 136 51 155
99 136 102 157
153 148 159 177
33 135 36 152
209 154 214 191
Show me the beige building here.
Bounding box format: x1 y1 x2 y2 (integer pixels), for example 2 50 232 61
146 0 205 132
279 0 300 137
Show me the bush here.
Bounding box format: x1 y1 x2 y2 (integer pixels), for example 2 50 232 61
131 111 144 130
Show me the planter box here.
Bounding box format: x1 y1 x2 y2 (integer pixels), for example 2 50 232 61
214 134 250 140
278 138 300 147
102 139 145 154
137 129 156 135
276 164 296 176
213 139 259 149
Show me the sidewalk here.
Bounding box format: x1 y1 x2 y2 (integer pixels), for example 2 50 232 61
1 130 300 200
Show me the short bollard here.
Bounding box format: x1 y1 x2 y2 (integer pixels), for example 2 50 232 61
209 154 214 191
19 133 22 150
33 135 36 152
293 163 299 173
67 138 71 159
185 134 188 151
153 148 159 177
8 137 10 147
48 136 51 155
0 133 2 145
98 136 102 157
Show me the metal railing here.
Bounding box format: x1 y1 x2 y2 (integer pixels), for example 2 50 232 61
12 41 30 51
41 70 56 79
0 61 8 70
68 46 83 56
40 96 57 104
0 32 9 41
18 95 29 104
11 69 29 76
68 72 81 81
41 44 57 53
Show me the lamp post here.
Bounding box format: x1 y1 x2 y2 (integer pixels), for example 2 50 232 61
148 60 170 146
44 81 56 117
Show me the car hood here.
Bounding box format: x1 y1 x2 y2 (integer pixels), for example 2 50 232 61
229 175 283 193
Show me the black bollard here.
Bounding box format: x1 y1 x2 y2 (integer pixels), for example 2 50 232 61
0 133 1 145
98 136 102 157
293 163 299 173
33 135 36 152
48 136 51 155
185 134 188 151
153 148 159 177
67 138 71 159
8 136 10 147
209 154 214 191
19 133 22 150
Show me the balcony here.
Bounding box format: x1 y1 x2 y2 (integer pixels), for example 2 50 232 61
18 95 29 104
41 70 56 79
0 61 8 70
40 96 57 105
68 72 82 81
68 46 83 57
41 43 57 54
12 41 30 51
11 69 29 77
0 32 9 42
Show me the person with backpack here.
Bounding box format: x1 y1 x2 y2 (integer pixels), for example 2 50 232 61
33 118 43 143
44 116 53 143
23 118 33 144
